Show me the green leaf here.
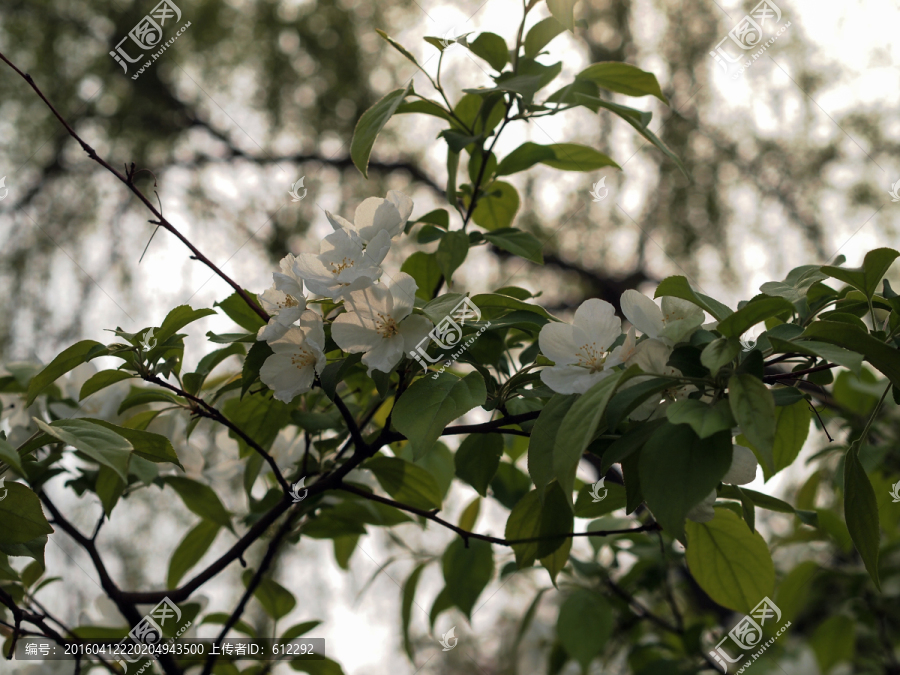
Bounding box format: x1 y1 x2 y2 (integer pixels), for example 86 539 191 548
576 61 668 104
0 437 24 475
454 434 503 497
760 265 829 303
728 374 775 473
540 536 571 586
350 84 411 178
665 399 735 439
524 16 566 57
0 482 54 545
442 537 494 619
95 465 125 515
26 340 106 405
446 148 459 209
167 520 220 588
490 462 532 510
556 589 613 671
654 276 732 321
541 143 621 172
365 456 443 510
802 321 900 389
157 305 218 344
164 476 234 532
554 367 635 498
716 295 794 339
821 247 899 299
496 142 619 176
242 569 296 620
505 483 573 568
458 496 481 532
700 337 740 377
34 419 132 482
401 562 427 661
467 32 508 71
684 508 775 613
528 394 577 491
767 337 863 375
483 228 544 264
435 230 470 282
395 99 452 122
79 370 133 401
640 424 732 539
85 419 183 469
767 400 811 480
241 340 273 398
117 387 183 415
574 482 627 518
401 252 442 301
281 620 321 640
472 181 520 231
214 292 265 332
223 392 292 457
290 657 345 674
185 343 245 395
546 0 577 32
392 372 487 459
843 447 881 589
809 615 855 674
375 29 421 68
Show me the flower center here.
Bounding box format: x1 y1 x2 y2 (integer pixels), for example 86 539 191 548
576 342 607 373
290 348 317 370
277 294 300 309
330 258 354 275
375 312 399 339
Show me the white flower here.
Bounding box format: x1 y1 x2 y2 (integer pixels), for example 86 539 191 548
258 253 309 342
292 228 391 300
259 311 327 402
326 190 414 243
686 445 759 523
620 290 705 345
331 273 434 376
622 338 685 420
538 299 632 395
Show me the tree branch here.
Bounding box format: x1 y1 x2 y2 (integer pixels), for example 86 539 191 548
338 483 660 547
0 51 269 324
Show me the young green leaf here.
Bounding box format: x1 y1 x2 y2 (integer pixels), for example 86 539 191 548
164 476 234 532
821 247 899 299
639 424 732 540
167 520 220 588
0 482 54 545
843 447 881 589
455 434 503 497
34 419 133 482
435 230 470 282
350 83 412 178
442 538 494 619
79 370 133 401
728 374 775 473
26 340 107 406
700 337 740 377
576 62 669 103
654 276 732 320
665 399 735 439
482 228 544 264
365 456 443 511
472 181 520 231
715 295 794 339
524 17 566 57
392 372 487 459
685 508 776 613
467 32 509 71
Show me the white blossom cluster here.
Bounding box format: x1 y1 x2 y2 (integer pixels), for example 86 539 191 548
539 292 758 522
256 191 433 402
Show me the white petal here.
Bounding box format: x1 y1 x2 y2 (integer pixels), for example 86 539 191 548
541 365 612 395
355 198 403 242
332 313 382 353
258 319 290 343
362 335 405 375
620 290 664 338
297 309 326 350
292 253 329 283
325 211 354 233
632 339 678 376
342 284 393 327
607 327 637 367
539 323 578 365
399 314 434 355
723 445 758 485
573 298 621 350
386 190 414 225
390 273 418 320
686 491 717 522
363 229 392 266
260 353 315 402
